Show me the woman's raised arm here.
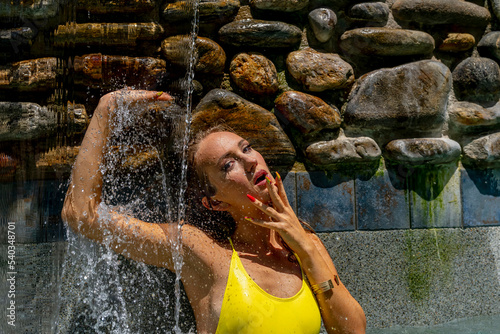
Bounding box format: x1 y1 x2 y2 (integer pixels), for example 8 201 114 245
61 90 183 269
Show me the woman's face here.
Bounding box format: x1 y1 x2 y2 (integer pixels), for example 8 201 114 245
194 131 273 211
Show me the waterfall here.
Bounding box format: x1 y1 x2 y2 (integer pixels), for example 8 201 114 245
56 1 200 333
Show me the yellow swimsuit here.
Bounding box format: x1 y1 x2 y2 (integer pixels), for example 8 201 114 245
215 240 322 334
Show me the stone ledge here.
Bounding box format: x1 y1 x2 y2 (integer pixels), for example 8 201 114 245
2 161 499 244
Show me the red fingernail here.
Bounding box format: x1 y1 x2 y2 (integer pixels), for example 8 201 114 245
265 176 271 184
244 216 253 222
276 172 281 181
246 194 256 202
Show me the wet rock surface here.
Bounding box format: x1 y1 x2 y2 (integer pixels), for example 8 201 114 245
308 8 337 43
384 138 461 165
344 60 451 140
274 91 340 134
286 47 354 92
0 0 60 19
250 0 309 12
191 89 296 168
161 36 226 74
392 0 491 27
0 102 77 141
77 0 156 14
463 133 500 167
438 33 475 53
347 2 390 24
73 54 166 89
0 57 57 91
452 57 500 104
339 27 435 57
478 32 500 63
218 19 302 48
448 101 500 135
305 136 381 165
229 52 278 95
163 0 239 23
54 22 164 46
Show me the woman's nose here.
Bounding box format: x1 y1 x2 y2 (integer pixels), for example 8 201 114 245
242 155 257 172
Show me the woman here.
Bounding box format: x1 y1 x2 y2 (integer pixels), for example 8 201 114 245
62 89 366 334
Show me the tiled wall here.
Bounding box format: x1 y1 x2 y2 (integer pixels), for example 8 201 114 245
283 160 500 232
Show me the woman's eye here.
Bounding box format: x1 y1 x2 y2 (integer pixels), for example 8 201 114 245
243 144 252 153
223 161 233 172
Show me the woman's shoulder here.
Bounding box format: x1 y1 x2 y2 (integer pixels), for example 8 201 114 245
180 223 231 256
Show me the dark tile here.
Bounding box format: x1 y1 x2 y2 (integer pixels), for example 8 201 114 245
461 167 500 227
282 171 297 213
0 180 67 243
356 161 410 230
295 171 355 232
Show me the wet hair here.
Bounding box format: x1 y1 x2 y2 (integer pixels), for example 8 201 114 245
185 123 238 241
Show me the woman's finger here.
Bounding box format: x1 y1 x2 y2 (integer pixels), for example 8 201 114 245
265 175 285 212
275 172 291 208
246 194 281 220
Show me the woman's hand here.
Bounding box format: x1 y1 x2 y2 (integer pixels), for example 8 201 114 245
63 89 173 237
246 175 367 333
245 173 314 257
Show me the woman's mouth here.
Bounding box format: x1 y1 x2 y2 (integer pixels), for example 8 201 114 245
254 170 268 186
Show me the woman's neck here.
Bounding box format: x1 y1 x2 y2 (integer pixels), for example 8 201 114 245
230 212 280 254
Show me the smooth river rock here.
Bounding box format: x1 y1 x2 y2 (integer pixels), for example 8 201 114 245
392 0 491 27
191 89 296 168
0 0 59 19
305 136 381 166
274 91 340 134
218 19 302 48
344 60 451 139
250 0 309 12
438 33 475 53
308 8 337 43
384 138 461 165
54 22 164 46
463 132 500 167
286 47 354 92
0 57 56 91
73 54 167 89
448 101 500 135
452 57 500 103
491 0 500 22
0 102 55 141
161 36 226 74
229 53 279 95
0 27 36 53
339 28 435 57
163 0 240 23
77 0 156 14
477 32 500 63
347 2 390 24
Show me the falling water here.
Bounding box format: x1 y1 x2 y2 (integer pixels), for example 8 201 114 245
56 1 201 332
172 0 200 332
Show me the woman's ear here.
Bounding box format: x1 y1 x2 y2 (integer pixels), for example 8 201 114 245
202 197 230 211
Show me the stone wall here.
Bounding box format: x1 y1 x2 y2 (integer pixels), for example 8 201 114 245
2 0 500 236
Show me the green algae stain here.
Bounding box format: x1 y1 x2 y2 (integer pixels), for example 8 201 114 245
404 229 464 303
409 162 461 228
